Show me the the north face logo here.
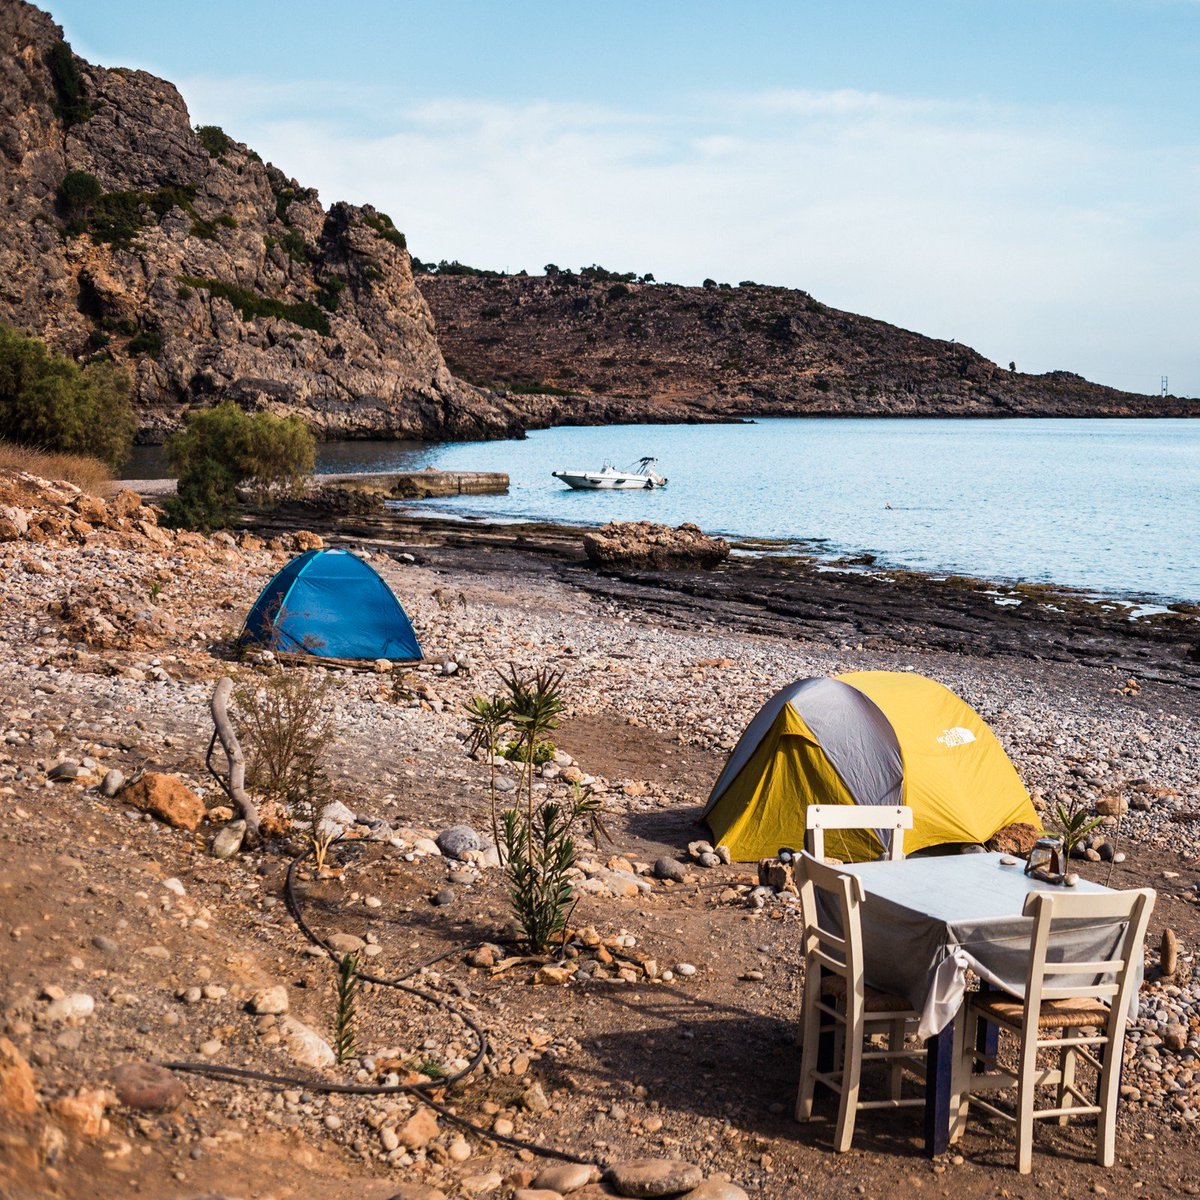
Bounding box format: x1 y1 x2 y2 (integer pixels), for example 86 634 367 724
937 726 976 747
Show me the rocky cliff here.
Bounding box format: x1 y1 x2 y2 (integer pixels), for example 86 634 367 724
2 1 1192 448
0 0 523 442
419 272 1197 421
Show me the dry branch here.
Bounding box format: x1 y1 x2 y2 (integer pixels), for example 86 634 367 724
209 676 260 843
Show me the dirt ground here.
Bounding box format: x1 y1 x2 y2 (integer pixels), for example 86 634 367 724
2 708 1198 1200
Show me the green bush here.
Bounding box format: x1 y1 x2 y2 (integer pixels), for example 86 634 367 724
606 283 630 302
56 170 101 219
178 276 330 335
502 739 557 766
127 329 163 359
164 401 315 529
581 264 636 283
264 229 309 263
46 41 92 126
273 185 298 223
316 279 345 312
196 124 232 157
0 326 135 467
362 211 406 249
189 212 237 240
70 183 200 246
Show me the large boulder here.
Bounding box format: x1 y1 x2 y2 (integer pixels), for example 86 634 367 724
583 522 730 570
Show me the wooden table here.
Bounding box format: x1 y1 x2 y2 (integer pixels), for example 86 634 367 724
835 853 1134 1155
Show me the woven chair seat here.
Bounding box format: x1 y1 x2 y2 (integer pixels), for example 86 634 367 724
821 974 917 1014
973 993 1110 1029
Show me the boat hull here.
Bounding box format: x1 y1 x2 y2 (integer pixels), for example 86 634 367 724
552 471 657 490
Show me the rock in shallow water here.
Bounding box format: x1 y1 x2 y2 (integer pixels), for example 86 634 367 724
583 522 730 571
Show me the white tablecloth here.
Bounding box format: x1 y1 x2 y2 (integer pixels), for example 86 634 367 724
830 853 1141 1039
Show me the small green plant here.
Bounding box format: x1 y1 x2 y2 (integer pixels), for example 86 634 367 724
56 170 101 219
501 782 603 953
232 666 332 814
316 278 345 312
414 1057 446 1080
502 739 555 766
189 212 237 240
464 693 512 864
332 952 359 1065
1047 795 1107 862
148 582 163 601
265 229 309 263
499 664 566 830
127 329 163 358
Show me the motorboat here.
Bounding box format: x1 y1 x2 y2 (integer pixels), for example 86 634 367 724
552 457 668 490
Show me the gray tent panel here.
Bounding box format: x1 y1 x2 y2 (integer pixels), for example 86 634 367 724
704 676 905 852
791 681 904 851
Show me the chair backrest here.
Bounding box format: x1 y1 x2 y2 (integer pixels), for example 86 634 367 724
806 804 914 862
1020 887 1156 1029
796 851 865 995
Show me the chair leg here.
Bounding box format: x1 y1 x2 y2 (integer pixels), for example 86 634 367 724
834 1007 864 1153
949 1006 974 1145
1015 1027 1040 1174
795 979 823 1121
1095 1032 1122 1168
889 1018 906 1101
1056 1029 1077 1126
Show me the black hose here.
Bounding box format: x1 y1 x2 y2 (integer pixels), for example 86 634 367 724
162 846 594 1166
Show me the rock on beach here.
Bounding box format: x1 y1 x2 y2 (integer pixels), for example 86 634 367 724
120 772 206 831
583 522 730 570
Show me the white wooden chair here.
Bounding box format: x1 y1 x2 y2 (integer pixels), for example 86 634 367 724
806 804 913 862
950 886 1155 1174
795 852 926 1151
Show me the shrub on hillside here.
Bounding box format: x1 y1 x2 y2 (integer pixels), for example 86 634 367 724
163 402 315 529
46 41 92 126
56 170 102 220
177 276 330 336
0 326 135 467
196 124 231 157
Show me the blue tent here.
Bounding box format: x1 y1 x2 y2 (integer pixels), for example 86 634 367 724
242 549 422 661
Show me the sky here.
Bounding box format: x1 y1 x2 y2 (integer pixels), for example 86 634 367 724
49 0 1200 398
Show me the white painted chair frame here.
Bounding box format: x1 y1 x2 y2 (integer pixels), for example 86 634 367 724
949 886 1155 1174
805 804 913 862
795 851 926 1152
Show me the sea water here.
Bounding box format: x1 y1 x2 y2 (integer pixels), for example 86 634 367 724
125 417 1200 603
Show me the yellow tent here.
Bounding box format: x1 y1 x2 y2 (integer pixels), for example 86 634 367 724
703 671 1039 861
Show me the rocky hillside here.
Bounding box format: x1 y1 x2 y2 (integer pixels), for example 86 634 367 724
0 0 523 442
420 272 1198 420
